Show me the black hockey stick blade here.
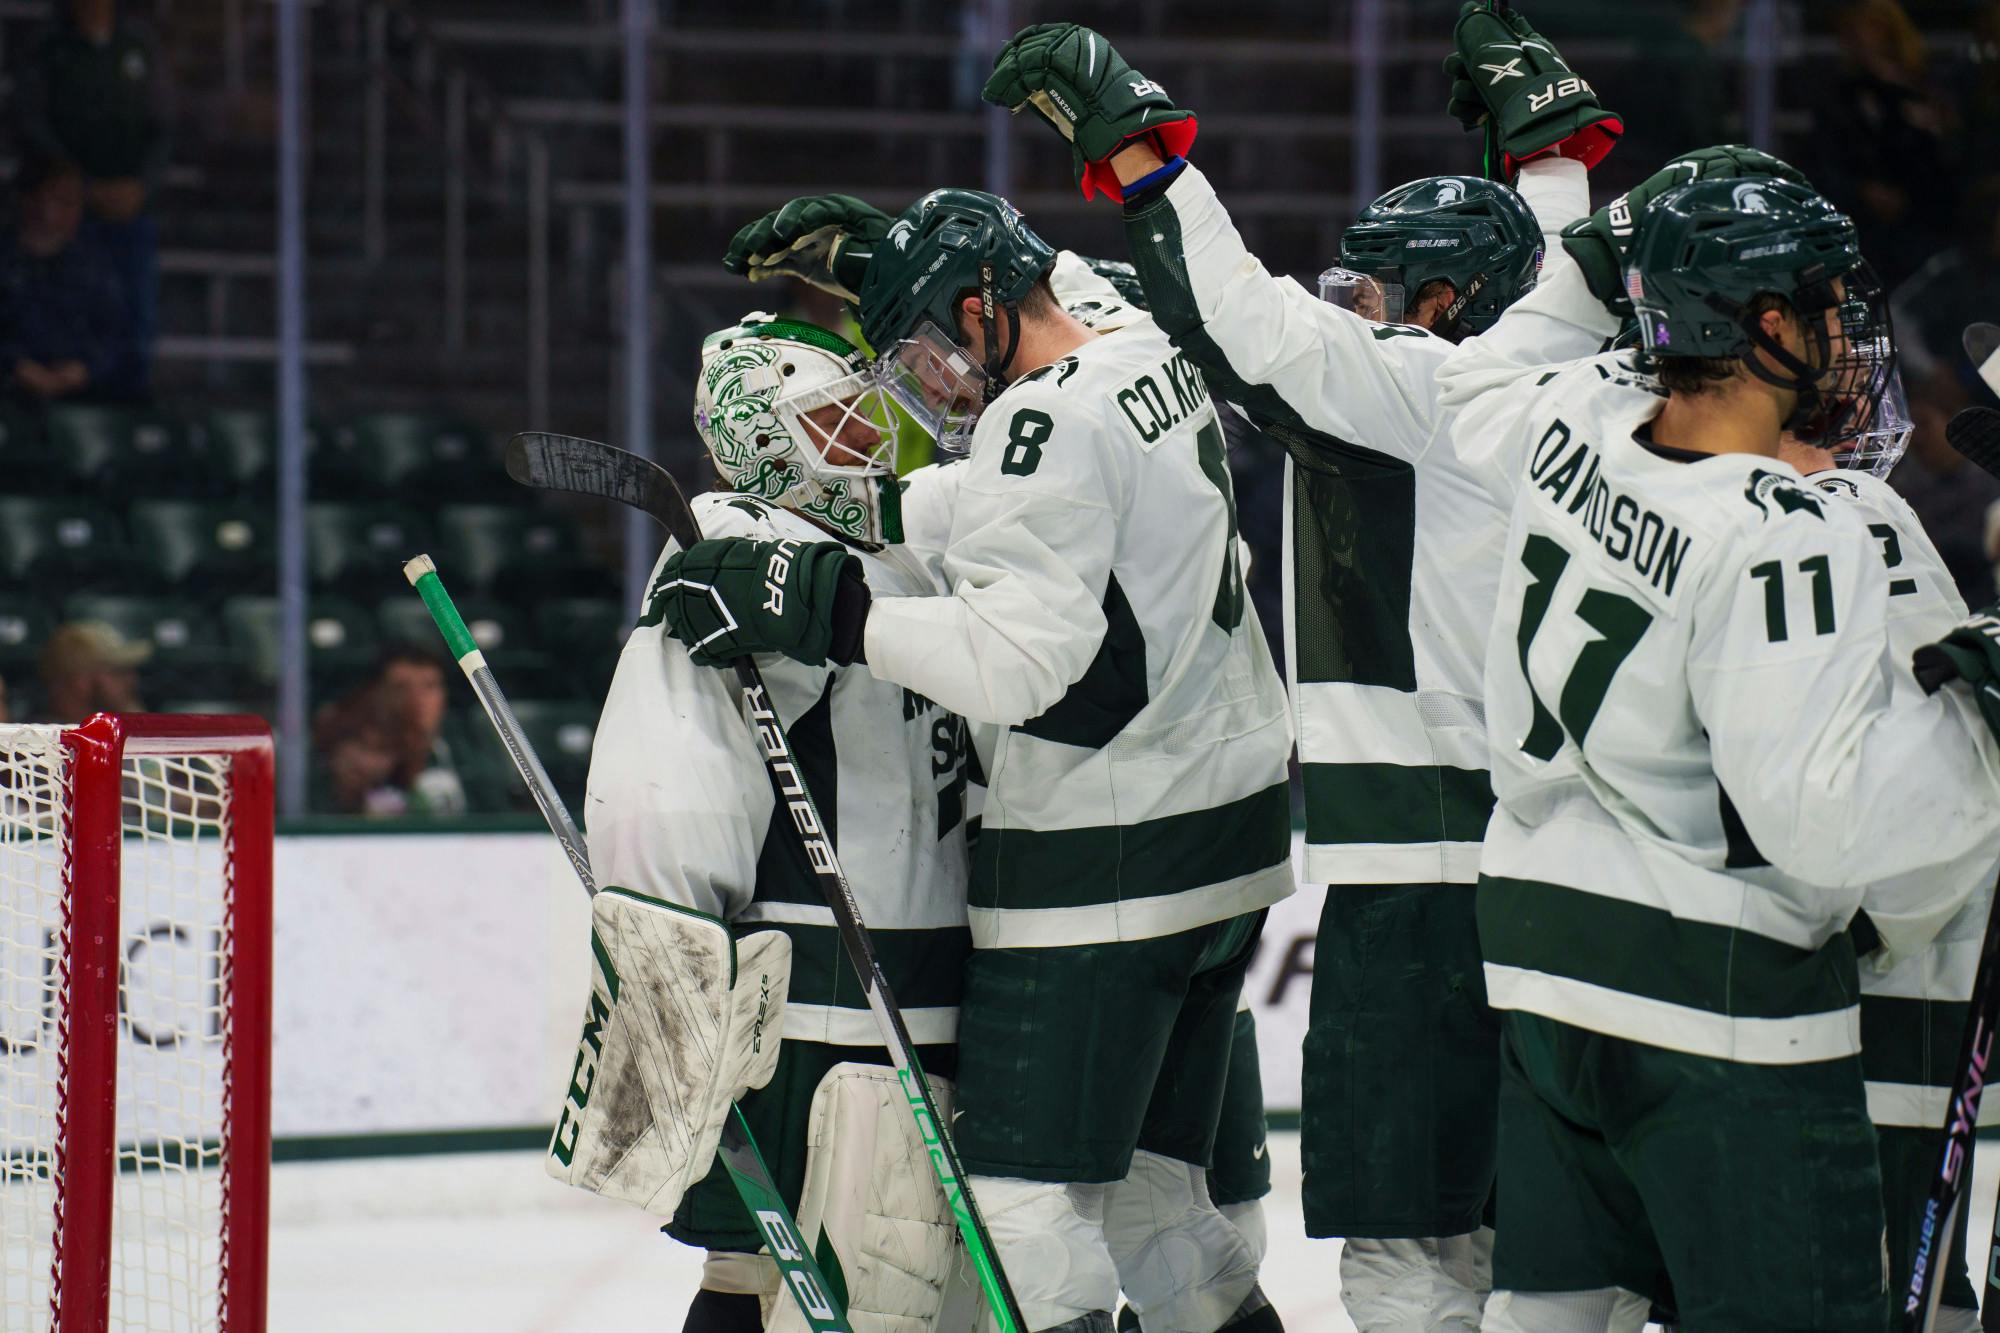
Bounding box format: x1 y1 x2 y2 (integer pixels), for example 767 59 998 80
505 432 698 549
1966 322 2000 399
1947 407 2000 485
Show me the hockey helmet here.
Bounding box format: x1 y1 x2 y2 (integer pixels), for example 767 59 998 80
692 313 903 546
1627 176 1893 448
1320 175 1542 340
859 189 1057 449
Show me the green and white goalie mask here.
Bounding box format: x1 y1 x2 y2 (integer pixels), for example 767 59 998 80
876 319 991 455
695 313 904 546
1317 266 1406 326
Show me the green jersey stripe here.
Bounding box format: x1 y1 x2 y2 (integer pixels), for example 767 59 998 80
765 920 971 1013
1478 874 1859 1021
1858 991 1967 1091
1304 761 1493 848
972 781 1291 912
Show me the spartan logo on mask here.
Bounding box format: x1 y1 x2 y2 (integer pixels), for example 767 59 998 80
1732 182 1774 215
888 219 916 253
704 343 806 499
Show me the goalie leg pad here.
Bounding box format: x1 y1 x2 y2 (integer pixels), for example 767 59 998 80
1103 1151 1258 1333
767 1063 958 1333
546 888 791 1217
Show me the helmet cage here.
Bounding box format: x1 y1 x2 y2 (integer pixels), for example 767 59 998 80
1733 264 1896 449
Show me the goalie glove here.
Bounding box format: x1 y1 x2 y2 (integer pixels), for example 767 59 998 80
722 194 894 304
983 23 1197 202
1444 1 1622 179
1559 145 1809 318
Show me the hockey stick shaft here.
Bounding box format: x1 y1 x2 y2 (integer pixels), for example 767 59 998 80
1904 867 2000 1332
505 432 1028 1333
402 554 854 1333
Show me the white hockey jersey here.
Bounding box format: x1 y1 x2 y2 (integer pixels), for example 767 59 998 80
585 492 972 1047
1810 468 2000 1124
1121 159 1589 887
863 318 1295 949
1453 350 2000 1065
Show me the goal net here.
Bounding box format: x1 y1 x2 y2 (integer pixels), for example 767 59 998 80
1 715 273 1333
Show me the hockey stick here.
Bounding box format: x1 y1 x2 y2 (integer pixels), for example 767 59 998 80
1967 322 2000 400
504 431 1029 1333
1904 871 2000 1332
402 554 853 1333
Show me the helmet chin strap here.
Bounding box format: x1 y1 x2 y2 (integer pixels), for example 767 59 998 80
1739 311 1841 442
977 260 1024 403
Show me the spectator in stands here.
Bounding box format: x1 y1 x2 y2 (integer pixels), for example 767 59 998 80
1894 370 2000 606
0 154 129 405
35 620 146 722
17 0 168 398
1891 174 2000 388
1806 0 1953 289
313 645 467 817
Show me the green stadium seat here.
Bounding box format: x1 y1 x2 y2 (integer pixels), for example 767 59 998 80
504 698 599 807
0 407 65 494
221 596 379 689
127 501 273 591
44 405 220 498
63 594 235 700
345 412 507 499
0 498 142 597
534 598 628 694
434 503 587 595
0 596 54 682
305 503 429 595
205 409 276 492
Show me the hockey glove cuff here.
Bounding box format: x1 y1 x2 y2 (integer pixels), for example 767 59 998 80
983 23 1198 202
1560 145 1811 317
659 537 868 669
722 194 894 303
1914 606 2000 740
1446 2 1621 178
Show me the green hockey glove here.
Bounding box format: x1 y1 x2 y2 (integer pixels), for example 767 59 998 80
722 194 894 304
983 23 1197 202
657 536 870 668
1559 145 1810 317
1445 1 1621 178
1914 605 2000 741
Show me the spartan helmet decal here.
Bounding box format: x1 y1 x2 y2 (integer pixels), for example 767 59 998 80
1434 179 1467 207
1732 181 1773 214
887 219 916 253
692 313 905 546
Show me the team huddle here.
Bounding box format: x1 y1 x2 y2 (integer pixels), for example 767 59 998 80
566 5 2000 1331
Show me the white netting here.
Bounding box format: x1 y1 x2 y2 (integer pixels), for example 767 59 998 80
1 725 71 1329
1 727 239 1332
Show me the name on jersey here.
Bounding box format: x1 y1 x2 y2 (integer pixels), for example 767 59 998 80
1531 420 1694 597
1116 351 1208 444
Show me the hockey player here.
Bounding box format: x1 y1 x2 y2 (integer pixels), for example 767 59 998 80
973 11 1621 1327
1433 173 2000 1328
1781 394 1993 1333
585 312 974 1333
664 186 1296 1333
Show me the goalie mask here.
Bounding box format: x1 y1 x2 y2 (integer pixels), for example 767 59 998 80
1628 177 1894 450
1321 175 1542 340
694 313 903 546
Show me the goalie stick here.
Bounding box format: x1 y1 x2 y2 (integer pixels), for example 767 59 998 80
402 554 853 1333
505 430 1029 1333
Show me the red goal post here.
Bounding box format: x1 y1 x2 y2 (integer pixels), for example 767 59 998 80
2 714 273 1333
